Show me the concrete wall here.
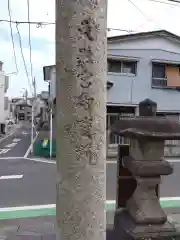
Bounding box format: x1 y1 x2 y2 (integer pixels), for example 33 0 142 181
4 97 10 120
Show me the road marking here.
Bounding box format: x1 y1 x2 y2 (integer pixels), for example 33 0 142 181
0 157 25 160
0 175 23 180
0 198 180 220
24 132 39 158
160 197 180 201
22 132 28 135
0 133 12 143
5 143 17 148
13 138 21 143
0 149 10 155
0 204 55 212
25 157 56 164
0 156 55 164
168 159 180 163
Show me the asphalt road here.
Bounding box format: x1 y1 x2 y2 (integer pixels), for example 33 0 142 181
0 157 179 208
0 123 32 158
0 123 179 211
0 122 55 208
0 158 55 208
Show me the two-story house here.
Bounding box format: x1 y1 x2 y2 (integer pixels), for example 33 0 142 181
43 30 180 145
107 30 180 143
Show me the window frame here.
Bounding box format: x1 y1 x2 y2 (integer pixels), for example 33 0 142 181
151 63 167 88
20 106 25 110
108 59 137 76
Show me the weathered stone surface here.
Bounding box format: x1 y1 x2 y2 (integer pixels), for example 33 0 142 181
124 157 173 176
129 139 164 161
122 138 169 225
111 99 180 239
113 210 180 240
111 117 180 140
126 177 167 224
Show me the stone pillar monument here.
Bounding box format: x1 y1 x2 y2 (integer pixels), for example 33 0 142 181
110 98 180 239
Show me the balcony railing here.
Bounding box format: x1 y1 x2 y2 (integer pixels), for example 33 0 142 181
152 78 167 88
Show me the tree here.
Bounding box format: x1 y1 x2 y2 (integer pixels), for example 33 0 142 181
56 0 107 239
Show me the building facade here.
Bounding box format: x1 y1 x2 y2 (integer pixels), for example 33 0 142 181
14 99 32 121
0 62 9 133
43 30 180 144
107 30 180 143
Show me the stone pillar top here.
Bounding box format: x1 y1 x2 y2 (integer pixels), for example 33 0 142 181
111 99 180 140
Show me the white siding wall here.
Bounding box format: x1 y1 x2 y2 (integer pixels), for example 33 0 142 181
0 72 5 123
48 35 180 112
107 36 180 112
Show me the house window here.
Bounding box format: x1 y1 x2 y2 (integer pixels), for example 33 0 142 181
108 59 136 75
152 63 167 87
20 106 25 110
108 60 121 73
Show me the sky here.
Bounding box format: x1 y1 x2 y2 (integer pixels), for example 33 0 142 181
0 0 180 98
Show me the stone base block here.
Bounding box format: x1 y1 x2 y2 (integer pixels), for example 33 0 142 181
107 210 180 240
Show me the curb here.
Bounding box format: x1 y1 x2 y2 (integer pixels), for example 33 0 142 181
25 157 56 164
0 199 180 220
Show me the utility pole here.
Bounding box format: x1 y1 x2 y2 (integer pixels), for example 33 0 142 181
25 89 28 104
49 79 53 159
33 77 37 98
31 77 36 153
56 0 107 240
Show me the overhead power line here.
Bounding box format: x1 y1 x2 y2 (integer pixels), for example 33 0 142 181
0 19 136 33
7 0 18 74
166 0 180 3
128 0 161 30
139 0 180 7
16 23 33 94
0 19 54 25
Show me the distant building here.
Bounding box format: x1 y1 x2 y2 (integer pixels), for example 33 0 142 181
14 99 32 121
0 61 9 133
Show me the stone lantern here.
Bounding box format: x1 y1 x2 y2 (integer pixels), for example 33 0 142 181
110 99 180 239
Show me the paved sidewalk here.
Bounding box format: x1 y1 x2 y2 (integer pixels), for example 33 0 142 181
0 216 56 239
1 212 180 239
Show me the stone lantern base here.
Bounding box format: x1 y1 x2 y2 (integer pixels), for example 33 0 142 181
111 210 180 240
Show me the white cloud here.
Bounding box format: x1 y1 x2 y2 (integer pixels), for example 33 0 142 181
0 0 180 97
0 0 55 97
